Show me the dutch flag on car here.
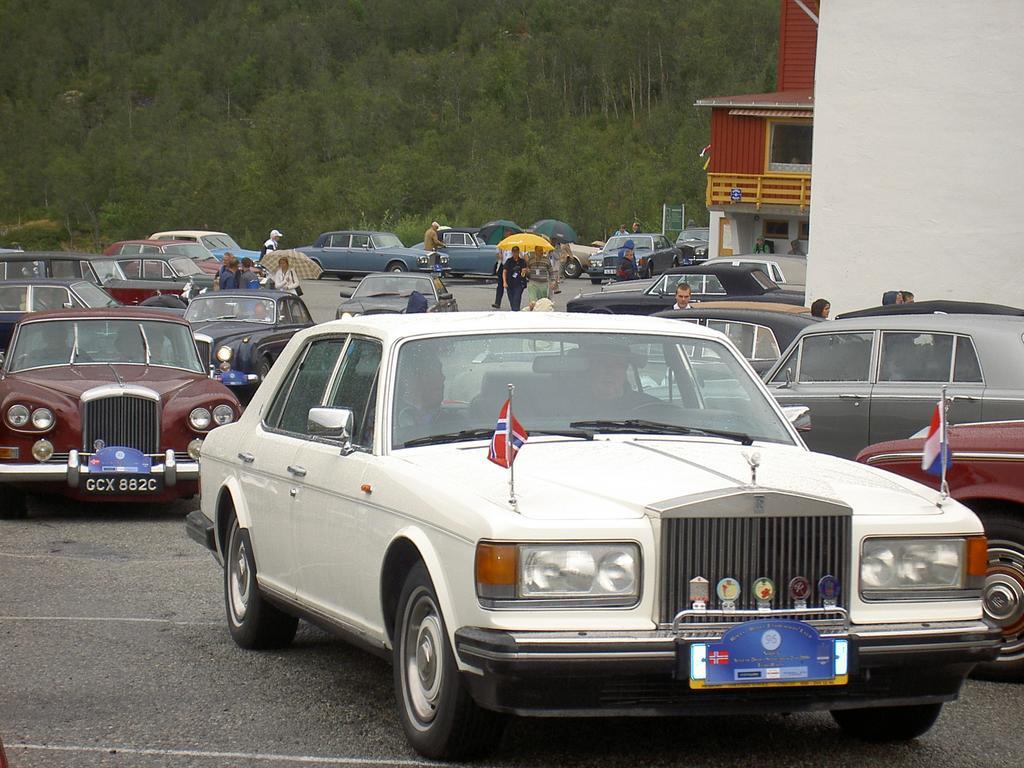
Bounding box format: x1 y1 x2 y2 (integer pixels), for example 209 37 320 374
488 399 528 469
921 400 951 476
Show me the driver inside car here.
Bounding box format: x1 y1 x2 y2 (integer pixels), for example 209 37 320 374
580 343 658 414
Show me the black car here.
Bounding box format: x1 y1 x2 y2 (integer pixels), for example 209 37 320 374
336 273 458 318
0 251 125 284
184 290 315 403
836 300 1024 320
674 226 710 262
585 233 684 282
566 264 805 315
0 278 120 351
654 302 822 374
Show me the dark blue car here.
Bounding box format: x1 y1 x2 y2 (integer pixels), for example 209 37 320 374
298 230 444 278
0 279 120 351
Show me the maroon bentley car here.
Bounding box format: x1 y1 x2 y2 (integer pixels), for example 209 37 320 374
0 308 241 516
858 420 1024 681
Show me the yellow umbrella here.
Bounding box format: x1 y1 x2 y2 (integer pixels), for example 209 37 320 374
496 233 553 253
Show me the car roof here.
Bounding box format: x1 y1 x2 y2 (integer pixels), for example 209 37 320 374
151 230 228 238
664 263 770 276
836 300 1024 319
110 239 196 247
323 310 723 347
191 289 293 300
0 251 112 260
797 312 1024 334
17 307 187 323
0 278 93 287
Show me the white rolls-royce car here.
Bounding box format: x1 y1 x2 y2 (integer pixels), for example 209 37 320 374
186 312 999 760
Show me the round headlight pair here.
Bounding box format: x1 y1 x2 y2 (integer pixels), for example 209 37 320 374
189 404 234 431
7 404 55 430
216 346 233 363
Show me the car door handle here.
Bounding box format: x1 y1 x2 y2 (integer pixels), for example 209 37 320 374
237 452 255 463
289 487 298 497
838 393 863 399
950 395 979 402
287 465 307 477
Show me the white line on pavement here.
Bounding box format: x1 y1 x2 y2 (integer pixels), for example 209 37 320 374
13 743 454 766
0 615 220 626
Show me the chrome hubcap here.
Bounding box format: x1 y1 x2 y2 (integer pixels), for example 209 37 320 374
984 541 1024 660
229 534 251 624
402 590 444 727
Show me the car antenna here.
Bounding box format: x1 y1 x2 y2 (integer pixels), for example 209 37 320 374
106 362 125 388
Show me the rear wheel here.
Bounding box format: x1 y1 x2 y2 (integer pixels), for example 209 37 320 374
387 261 405 273
0 485 27 519
974 512 1024 681
831 703 943 742
224 517 298 649
563 259 582 279
393 562 505 759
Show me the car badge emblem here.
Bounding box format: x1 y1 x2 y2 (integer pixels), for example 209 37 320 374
752 577 775 610
93 439 105 452
743 450 761 487
818 575 841 608
788 576 811 609
716 577 741 611
688 576 710 610
760 628 782 652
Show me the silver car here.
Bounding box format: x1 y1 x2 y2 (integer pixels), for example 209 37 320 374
764 313 1024 459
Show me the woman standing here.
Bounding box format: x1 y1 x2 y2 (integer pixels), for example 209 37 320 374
273 256 300 294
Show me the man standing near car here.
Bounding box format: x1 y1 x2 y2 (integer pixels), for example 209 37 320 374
526 244 551 309
424 221 445 271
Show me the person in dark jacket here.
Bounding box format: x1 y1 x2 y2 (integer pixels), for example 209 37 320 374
502 246 529 311
217 254 240 290
239 258 260 289
616 240 637 281
405 290 428 314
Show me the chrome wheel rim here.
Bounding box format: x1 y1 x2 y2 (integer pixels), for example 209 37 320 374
401 587 445 728
564 260 581 278
228 530 251 625
985 540 1024 661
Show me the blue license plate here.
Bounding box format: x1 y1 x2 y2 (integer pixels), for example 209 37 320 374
688 619 848 689
216 369 249 386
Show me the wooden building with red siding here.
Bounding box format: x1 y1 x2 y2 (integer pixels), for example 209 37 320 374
696 0 818 259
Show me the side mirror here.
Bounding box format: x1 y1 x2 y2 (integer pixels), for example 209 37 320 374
339 288 353 298
438 292 453 300
776 366 794 389
782 405 812 432
307 406 355 454
0 350 5 366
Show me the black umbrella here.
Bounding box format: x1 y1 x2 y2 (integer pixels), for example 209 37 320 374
479 220 523 245
530 219 578 243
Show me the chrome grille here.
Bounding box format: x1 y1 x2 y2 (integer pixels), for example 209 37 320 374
82 395 160 454
660 515 852 624
195 339 212 370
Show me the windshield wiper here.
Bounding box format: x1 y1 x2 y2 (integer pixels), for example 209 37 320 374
568 419 753 445
139 325 151 366
529 428 593 440
366 292 401 297
403 428 496 448
70 322 79 365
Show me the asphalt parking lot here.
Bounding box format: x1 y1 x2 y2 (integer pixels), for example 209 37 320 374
3 275 1023 768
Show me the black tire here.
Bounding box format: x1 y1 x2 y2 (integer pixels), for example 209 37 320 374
224 517 298 650
590 278 603 284
563 259 582 279
387 261 405 273
257 356 273 382
973 512 1024 681
0 485 27 519
831 703 943 742
393 561 505 760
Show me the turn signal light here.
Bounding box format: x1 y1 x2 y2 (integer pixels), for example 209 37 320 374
967 536 988 578
475 542 517 600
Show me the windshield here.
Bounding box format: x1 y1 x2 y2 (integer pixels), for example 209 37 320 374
8 319 203 372
677 228 710 242
185 295 276 324
371 233 404 249
201 234 241 251
353 275 433 298
168 257 204 276
91 259 127 282
390 332 793 448
604 235 653 252
71 281 119 308
164 243 213 260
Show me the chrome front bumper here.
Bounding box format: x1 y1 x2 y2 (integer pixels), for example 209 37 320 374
0 449 199 488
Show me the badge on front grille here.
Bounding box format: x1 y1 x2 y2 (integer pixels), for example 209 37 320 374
689 576 710 610
716 577 741 611
752 577 775 610
788 576 811 609
818 575 840 608
93 439 105 452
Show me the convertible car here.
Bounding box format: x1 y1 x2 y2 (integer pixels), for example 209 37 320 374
185 290 315 403
187 312 997 760
567 264 805 315
0 308 240 516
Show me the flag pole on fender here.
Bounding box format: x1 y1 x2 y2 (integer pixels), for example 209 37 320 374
939 385 950 501
507 384 517 507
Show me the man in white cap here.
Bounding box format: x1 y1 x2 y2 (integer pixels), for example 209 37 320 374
261 229 283 258
423 220 445 271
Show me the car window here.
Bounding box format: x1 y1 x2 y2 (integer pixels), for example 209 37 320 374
654 236 670 249
2 261 44 279
140 245 160 254
51 260 80 278
90 260 125 282
267 337 347 435
706 320 757 357
71 281 119 308
753 325 782 360
119 244 142 255
0 285 28 311
446 232 467 246
328 233 350 248
119 259 142 278
432 277 446 297
351 234 370 248
289 299 313 325
371 233 403 248
953 336 983 383
798 332 874 383
31 287 71 311
326 337 383 449
769 346 799 383
168 257 203 276
143 260 170 279
878 331 954 383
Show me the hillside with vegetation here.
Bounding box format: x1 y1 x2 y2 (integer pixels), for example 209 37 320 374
0 0 778 250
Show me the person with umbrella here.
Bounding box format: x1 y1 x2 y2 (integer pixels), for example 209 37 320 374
502 246 529 311
272 256 300 294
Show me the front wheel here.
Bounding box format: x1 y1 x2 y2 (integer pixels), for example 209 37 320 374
831 703 943 742
973 512 1024 681
387 261 406 273
224 517 298 649
563 259 582 279
393 562 505 760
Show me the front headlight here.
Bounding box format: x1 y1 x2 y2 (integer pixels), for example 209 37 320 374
189 407 212 430
216 346 233 363
31 407 55 430
6 404 30 428
417 255 430 265
591 258 603 268
212 404 234 425
476 542 640 607
860 536 987 599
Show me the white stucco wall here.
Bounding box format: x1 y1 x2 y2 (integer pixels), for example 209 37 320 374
807 0 1024 313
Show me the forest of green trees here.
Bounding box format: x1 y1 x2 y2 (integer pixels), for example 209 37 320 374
0 0 779 251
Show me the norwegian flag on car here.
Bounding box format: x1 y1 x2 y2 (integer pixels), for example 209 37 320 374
488 399 528 468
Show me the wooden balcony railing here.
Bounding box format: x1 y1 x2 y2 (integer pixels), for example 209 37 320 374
706 173 811 210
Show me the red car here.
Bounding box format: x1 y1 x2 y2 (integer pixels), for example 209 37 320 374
101 240 219 304
858 420 1024 681
0 308 240 516
103 239 221 273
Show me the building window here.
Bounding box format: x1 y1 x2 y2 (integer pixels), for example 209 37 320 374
763 220 789 239
799 221 810 240
768 122 812 173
